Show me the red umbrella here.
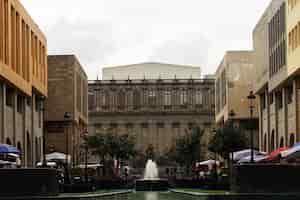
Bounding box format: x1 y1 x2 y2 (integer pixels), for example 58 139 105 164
264 147 289 162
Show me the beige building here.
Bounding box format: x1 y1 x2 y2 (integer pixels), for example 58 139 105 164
45 55 88 165
88 78 215 161
0 0 47 167
102 62 201 80
215 51 259 147
254 0 300 152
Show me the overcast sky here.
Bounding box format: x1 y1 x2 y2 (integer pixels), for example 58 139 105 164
20 0 270 79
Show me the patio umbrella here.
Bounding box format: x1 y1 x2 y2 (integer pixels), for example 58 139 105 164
0 144 20 154
232 149 261 162
281 145 300 160
238 155 267 164
199 160 220 166
46 152 71 163
264 147 289 161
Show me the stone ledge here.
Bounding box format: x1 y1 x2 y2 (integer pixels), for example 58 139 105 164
0 190 133 200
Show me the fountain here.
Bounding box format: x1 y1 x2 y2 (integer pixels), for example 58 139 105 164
135 160 168 191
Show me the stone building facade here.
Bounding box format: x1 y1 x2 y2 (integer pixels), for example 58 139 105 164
215 51 259 148
45 55 88 165
254 0 300 152
0 0 47 167
88 78 215 159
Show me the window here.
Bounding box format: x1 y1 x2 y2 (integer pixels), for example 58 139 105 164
260 93 266 109
164 90 171 106
17 95 24 113
180 90 187 105
195 90 203 105
276 91 283 109
149 90 156 106
286 86 293 104
6 87 14 107
269 93 274 105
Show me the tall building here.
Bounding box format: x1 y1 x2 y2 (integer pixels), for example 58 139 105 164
215 51 259 148
45 55 88 165
0 0 47 167
253 0 300 152
88 77 215 160
102 62 201 80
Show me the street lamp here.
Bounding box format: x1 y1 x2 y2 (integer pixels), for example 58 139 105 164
247 91 256 164
38 96 47 167
83 130 89 183
229 109 236 128
64 112 72 184
212 128 218 189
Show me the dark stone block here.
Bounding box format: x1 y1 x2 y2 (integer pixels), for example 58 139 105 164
0 168 59 197
232 164 300 194
135 179 168 191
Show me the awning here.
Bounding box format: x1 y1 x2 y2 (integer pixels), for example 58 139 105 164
265 147 289 161
232 149 263 162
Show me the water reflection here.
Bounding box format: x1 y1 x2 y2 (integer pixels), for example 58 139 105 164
145 192 158 200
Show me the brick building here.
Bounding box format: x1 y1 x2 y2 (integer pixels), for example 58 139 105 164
0 0 48 167
45 55 88 165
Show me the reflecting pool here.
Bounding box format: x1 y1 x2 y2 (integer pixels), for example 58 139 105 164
127 192 199 200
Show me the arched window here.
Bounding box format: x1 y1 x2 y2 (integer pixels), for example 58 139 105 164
290 134 295 147
270 130 275 151
280 137 284 148
6 138 12 145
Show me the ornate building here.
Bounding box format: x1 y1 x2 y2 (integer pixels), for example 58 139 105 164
88 78 215 158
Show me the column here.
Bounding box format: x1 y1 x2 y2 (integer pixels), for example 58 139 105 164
0 83 5 143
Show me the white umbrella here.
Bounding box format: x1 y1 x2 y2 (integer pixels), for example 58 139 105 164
232 149 262 162
238 155 267 164
46 152 71 163
77 164 103 169
199 160 220 166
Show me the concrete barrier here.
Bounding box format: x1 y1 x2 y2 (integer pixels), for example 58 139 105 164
0 168 59 197
232 164 300 193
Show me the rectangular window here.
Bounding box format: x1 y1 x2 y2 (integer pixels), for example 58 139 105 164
6 87 14 107
164 90 171 106
269 93 274 105
17 95 24 113
276 91 283 109
287 86 293 104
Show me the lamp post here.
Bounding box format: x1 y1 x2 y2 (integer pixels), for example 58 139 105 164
64 112 72 184
247 91 256 164
212 128 218 189
39 96 47 167
229 109 236 129
83 130 89 183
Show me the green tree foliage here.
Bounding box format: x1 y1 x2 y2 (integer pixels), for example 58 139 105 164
169 127 205 167
208 126 247 160
85 132 137 164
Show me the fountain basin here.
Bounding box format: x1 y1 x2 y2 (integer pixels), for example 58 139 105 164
135 179 168 191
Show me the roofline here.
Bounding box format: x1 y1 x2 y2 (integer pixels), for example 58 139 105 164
102 62 201 70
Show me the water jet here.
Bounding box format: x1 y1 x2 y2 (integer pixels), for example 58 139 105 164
135 160 168 191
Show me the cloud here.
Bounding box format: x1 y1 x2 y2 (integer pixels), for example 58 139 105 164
46 18 116 78
149 33 211 69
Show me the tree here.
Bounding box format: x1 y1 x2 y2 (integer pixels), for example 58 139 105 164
170 127 205 169
85 132 137 176
208 126 248 160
